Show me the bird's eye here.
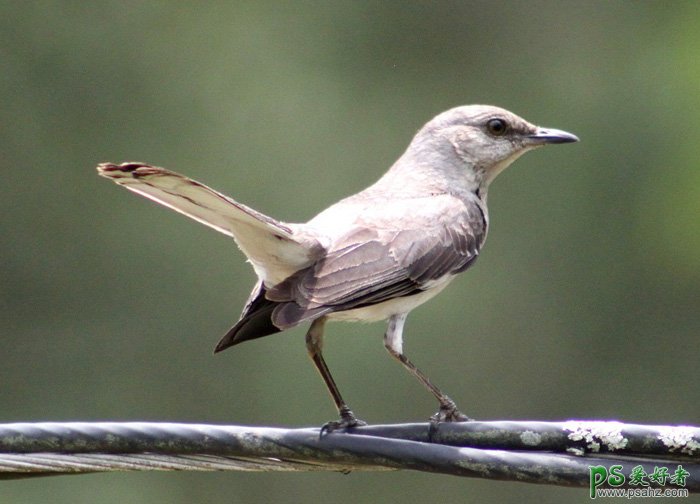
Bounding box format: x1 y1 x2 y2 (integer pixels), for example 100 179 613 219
486 118 508 137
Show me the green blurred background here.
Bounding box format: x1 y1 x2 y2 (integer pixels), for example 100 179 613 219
2 1 699 502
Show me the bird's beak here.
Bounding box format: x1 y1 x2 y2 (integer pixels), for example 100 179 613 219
527 127 579 145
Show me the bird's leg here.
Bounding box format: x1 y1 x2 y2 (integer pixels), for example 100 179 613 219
384 313 472 423
306 317 366 433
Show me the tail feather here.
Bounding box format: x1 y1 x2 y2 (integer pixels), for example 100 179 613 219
97 162 320 285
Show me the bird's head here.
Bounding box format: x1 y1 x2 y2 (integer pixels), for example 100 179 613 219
406 105 578 193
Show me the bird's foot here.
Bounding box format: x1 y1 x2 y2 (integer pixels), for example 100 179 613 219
430 407 472 423
320 406 367 436
427 399 472 441
430 398 473 424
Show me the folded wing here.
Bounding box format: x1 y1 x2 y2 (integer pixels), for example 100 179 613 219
268 195 487 328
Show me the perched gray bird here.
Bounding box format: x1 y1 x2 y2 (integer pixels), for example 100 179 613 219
98 105 578 429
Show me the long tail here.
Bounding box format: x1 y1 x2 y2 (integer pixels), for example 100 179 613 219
97 162 320 285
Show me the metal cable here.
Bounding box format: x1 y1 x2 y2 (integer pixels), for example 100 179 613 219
0 420 697 489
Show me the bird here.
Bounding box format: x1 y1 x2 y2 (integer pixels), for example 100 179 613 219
97 105 578 430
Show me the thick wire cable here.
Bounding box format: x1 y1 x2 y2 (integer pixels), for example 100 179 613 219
0 420 697 489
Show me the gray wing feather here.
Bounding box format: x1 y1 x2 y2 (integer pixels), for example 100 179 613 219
269 196 486 328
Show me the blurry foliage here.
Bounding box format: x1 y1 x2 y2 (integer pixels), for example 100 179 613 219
1 2 698 503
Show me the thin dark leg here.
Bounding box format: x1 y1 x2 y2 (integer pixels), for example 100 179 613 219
384 313 471 422
389 350 470 422
306 318 366 431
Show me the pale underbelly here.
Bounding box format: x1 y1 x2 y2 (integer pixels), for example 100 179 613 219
325 277 453 323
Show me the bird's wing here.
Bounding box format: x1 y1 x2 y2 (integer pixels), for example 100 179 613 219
97 162 321 284
268 195 487 328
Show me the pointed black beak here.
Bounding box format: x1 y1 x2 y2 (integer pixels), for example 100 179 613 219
527 127 579 144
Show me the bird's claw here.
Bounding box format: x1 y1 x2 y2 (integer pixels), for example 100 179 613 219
430 398 473 424
427 400 472 441
320 407 367 436
430 407 472 423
